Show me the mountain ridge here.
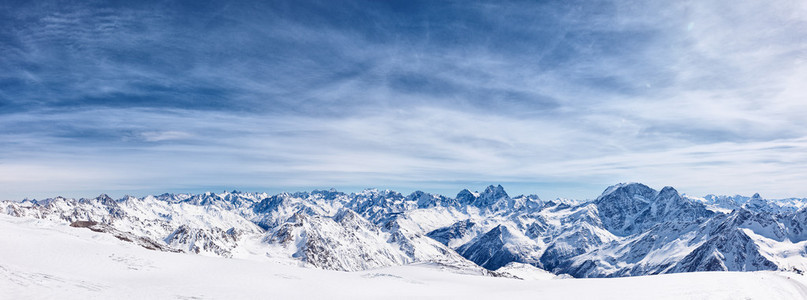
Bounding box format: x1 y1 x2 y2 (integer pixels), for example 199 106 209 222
4 182 807 278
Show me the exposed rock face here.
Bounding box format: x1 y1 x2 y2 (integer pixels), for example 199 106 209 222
456 225 521 270
595 183 657 236
427 220 475 245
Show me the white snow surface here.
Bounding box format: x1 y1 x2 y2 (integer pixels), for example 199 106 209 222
495 262 560 280
2 214 807 300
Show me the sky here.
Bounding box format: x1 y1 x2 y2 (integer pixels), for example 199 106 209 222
1 0 806 201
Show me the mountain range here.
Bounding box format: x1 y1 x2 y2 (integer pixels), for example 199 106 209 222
4 183 807 278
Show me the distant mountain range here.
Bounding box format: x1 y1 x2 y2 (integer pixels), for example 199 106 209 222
4 183 807 278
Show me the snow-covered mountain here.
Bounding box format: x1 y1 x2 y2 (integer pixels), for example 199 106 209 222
4 183 807 278
692 193 807 214
7 213 807 299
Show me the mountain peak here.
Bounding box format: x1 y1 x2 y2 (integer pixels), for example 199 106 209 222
596 183 657 236
406 190 427 200
93 194 117 205
286 211 307 224
333 207 361 220
464 185 511 209
599 182 653 199
456 189 477 205
481 185 509 200
484 184 507 195
657 186 680 199
597 182 656 202
488 224 510 237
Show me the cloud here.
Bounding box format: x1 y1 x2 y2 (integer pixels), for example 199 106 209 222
140 131 192 142
0 0 805 200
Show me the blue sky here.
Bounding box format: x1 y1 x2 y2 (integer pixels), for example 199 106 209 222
1 0 806 200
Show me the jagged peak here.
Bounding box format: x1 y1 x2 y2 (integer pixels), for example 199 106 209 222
596 183 658 208
462 185 510 209
253 194 292 213
486 224 511 236
406 190 428 199
456 189 477 203
657 186 681 199
482 184 509 198
78 194 118 205
332 207 361 222
599 182 653 198
407 190 446 208
743 193 769 210
153 193 181 202
524 194 542 201
457 189 474 197
354 188 402 200
285 211 308 224
332 208 376 231
309 189 344 200
470 224 514 246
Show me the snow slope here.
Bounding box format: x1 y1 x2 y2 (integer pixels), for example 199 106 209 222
2 214 807 299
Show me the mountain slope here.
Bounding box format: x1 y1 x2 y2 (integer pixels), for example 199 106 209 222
4 214 807 299
3 183 807 278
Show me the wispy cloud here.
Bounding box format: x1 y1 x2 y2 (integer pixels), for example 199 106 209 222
1 0 805 200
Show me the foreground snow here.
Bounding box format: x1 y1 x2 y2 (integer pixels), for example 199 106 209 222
2 215 807 299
